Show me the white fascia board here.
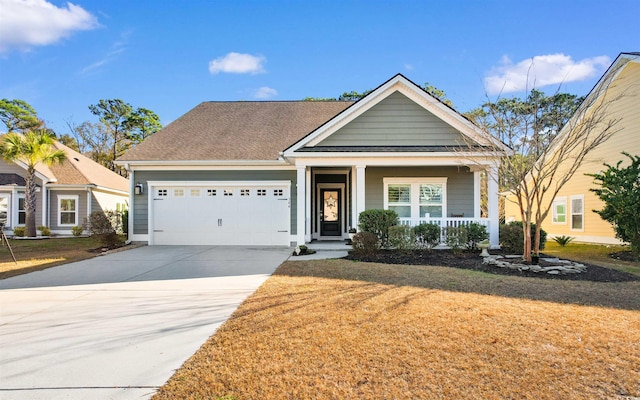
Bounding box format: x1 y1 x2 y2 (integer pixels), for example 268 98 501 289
91 186 129 196
129 163 296 172
11 160 54 183
115 159 290 168
283 74 509 156
292 155 497 167
47 184 96 190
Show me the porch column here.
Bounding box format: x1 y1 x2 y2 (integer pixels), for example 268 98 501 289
305 167 311 242
487 165 499 248
355 165 366 228
472 167 481 219
351 166 357 230
296 165 306 246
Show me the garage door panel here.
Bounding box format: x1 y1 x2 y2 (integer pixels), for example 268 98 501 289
151 184 290 246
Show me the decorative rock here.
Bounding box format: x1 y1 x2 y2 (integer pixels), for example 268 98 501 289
547 270 560 275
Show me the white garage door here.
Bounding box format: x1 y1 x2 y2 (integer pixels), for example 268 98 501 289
150 182 291 246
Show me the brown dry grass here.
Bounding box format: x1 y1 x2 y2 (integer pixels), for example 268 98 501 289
0 237 102 279
155 260 640 400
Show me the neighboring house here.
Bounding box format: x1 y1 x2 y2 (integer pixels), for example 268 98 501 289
504 52 640 244
0 140 129 235
117 74 506 247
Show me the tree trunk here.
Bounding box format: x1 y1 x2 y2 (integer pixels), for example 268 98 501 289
25 166 38 237
522 221 532 263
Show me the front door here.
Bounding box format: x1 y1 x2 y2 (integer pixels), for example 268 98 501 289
320 189 341 236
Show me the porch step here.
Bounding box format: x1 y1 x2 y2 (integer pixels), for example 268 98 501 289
306 240 352 251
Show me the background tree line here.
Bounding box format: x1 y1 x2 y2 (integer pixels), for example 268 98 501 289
1 98 162 177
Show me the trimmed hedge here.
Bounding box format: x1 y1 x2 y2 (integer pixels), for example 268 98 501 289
358 209 399 247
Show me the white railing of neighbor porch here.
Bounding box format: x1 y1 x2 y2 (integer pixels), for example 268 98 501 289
398 217 491 244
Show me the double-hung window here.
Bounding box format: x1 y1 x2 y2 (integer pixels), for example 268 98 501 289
18 195 26 225
570 195 584 231
58 195 79 226
552 197 567 224
384 178 447 219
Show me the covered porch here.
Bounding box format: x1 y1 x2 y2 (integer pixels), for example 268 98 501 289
294 162 500 248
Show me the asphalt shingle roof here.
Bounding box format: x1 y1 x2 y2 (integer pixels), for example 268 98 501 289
119 101 354 162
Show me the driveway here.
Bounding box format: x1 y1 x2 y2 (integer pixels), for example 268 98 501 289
0 245 291 399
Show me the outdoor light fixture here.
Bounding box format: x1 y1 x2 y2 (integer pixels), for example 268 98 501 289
135 182 144 195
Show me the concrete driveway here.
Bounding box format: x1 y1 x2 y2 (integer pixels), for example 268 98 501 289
0 245 291 399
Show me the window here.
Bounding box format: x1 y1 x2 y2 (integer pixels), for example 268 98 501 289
384 178 447 219
552 197 567 224
257 189 266 196
387 184 411 218
58 195 78 226
274 189 283 196
190 189 200 197
18 195 26 225
207 189 217 196
240 189 250 196
570 195 584 231
174 189 184 197
224 189 233 196
157 189 167 197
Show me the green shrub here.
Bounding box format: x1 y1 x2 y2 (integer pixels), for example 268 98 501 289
445 226 468 253
358 209 399 247
499 221 547 254
553 235 574 247
413 223 441 250
121 208 129 235
71 225 83 237
37 225 51 236
13 226 25 237
351 231 380 255
388 225 416 251
84 211 124 248
465 222 488 250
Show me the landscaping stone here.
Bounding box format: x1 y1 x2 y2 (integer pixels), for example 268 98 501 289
482 255 588 275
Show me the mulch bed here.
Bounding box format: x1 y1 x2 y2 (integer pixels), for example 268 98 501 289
345 249 639 282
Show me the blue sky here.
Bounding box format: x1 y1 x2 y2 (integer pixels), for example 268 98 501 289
1 0 638 134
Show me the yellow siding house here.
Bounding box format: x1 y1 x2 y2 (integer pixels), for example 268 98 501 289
505 52 640 244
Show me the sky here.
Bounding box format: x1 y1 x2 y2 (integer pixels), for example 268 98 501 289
0 0 639 135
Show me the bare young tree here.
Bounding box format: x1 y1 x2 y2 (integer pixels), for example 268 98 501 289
463 62 627 262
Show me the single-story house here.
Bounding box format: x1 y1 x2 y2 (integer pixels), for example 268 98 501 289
117 74 506 247
0 139 129 235
504 52 639 244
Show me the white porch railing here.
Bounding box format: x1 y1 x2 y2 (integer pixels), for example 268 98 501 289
398 217 491 244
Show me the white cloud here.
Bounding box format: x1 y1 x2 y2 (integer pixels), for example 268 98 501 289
254 86 278 99
484 53 611 95
0 0 99 53
208 52 266 75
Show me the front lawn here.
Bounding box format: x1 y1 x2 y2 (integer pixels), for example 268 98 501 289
0 236 103 279
154 259 640 399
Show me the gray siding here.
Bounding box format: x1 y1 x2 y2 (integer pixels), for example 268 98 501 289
132 170 297 235
49 190 88 230
365 166 474 216
0 159 46 229
317 91 466 147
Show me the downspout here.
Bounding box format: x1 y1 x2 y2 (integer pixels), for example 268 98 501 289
42 183 48 227
87 187 92 222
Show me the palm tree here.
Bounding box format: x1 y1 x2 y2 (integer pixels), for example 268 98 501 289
0 130 66 237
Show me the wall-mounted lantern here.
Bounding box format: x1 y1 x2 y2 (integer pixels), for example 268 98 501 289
134 182 144 195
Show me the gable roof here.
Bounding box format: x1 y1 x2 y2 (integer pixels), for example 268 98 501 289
284 73 506 155
48 142 129 192
0 135 129 193
118 101 354 162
